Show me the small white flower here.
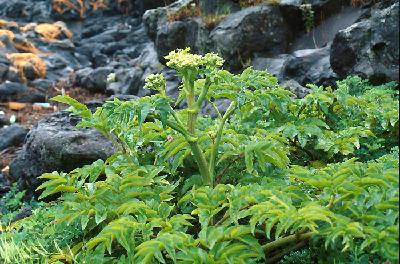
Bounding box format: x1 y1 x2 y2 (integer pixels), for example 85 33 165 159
107 73 116 83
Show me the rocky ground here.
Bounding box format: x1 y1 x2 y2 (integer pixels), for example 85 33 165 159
0 0 398 197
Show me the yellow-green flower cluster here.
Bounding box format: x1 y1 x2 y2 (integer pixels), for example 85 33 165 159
165 48 224 71
144 73 166 95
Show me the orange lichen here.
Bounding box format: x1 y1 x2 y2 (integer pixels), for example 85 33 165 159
89 0 107 11
52 0 109 18
0 19 18 29
52 0 86 18
0 29 15 40
19 23 37 32
13 38 41 54
7 53 47 82
34 22 73 41
0 41 5 48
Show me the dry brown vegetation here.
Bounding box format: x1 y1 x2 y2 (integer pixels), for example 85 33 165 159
166 3 229 29
238 0 279 7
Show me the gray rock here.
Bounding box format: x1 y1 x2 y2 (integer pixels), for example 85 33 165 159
75 67 114 93
0 125 28 151
9 111 116 197
0 82 29 102
29 79 54 91
281 79 312 98
143 0 196 40
106 67 144 95
201 99 231 118
0 172 10 195
289 6 364 51
0 53 10 81
330 1 399 83
252 45 336 86
284 44 337 86
0 112 8 127
252 54 294 81
155 17 208 62
210 5 292 70
163 68 181 100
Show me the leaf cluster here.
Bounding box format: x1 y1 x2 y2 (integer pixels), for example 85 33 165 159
1 49 398 263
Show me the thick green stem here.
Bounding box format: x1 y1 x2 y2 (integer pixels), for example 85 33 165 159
185 76 197 134
209 101 236 182
262 231 316 252
183 74 212 185
196 77 211 109
189 142 213 185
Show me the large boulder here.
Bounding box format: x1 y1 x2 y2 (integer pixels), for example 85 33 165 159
143 0 196 40
210 5 292 70
9 111 116 197
284 44 337 86
252 44 336 86
252 54 294 81
155 17 208 62
330 0 399 83
143 0 209 62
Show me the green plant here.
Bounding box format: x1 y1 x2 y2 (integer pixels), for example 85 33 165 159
0 184 26 224
300 3 314 33
5 49 397 263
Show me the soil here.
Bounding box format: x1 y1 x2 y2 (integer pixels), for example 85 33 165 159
0 86 106 175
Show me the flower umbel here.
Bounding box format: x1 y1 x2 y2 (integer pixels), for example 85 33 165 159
165 48 224 72
144 73 167 96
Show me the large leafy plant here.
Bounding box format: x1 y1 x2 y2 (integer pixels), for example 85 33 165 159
2 49 398 263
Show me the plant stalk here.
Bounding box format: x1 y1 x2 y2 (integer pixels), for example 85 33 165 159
262 231 316 252
184 74 212 185
265 240 308 264
209 101 236 183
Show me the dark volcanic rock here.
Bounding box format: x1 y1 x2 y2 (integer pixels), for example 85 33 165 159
106 67 144 95
0 124 28 151
0 53 10 81
155 17 208 62
0 111 7 127
252 44 336 87
252 54 294 81
284 44 337 86
210 5 292 70
75 67 114 93
330 0 399 83
143 0 196 40
0 172 10 195
0 82 29 102
9 111 116 197
281 79 312 98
